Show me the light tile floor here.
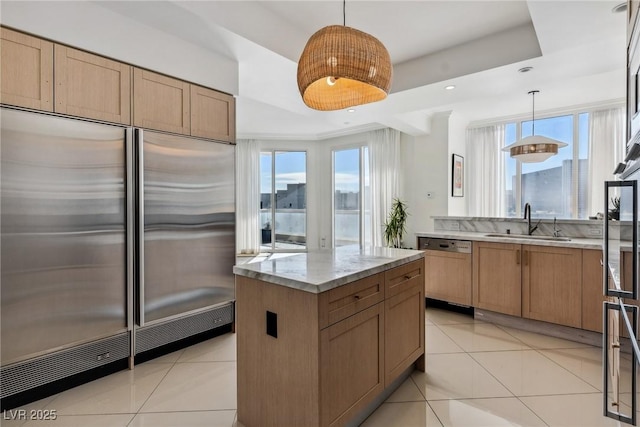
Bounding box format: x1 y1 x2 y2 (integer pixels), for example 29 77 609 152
2 308 631 427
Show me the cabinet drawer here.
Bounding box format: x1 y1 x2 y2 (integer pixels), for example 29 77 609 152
319 273 384 329
385 259 424 298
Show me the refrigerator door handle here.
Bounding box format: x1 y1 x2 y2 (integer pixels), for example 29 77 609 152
136 128 145 327
126 128 135 366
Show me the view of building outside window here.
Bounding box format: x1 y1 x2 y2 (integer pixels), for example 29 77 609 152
333 147 370 247
259 151 307 250
504 113 589 219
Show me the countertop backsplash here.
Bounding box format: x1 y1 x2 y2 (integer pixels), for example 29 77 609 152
431 216 610 239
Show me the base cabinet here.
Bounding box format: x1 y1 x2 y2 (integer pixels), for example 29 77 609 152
384 282 424 386
582 249 605 332
320 304 384 427
473 241 522 316
424 250 472 305
522 245 582 328
236 258 425 427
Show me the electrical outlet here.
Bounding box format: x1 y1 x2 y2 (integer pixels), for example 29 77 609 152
588 226 602 237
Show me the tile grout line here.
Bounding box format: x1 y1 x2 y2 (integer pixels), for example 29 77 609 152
125 352 184 427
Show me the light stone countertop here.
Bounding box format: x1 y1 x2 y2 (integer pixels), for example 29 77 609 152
232 245 424 294
415 231 603 250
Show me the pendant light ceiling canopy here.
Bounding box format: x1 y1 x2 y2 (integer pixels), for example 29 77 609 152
502 90 567 163
296 1 392 111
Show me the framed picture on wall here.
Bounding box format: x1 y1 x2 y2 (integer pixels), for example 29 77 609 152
452 154 464 197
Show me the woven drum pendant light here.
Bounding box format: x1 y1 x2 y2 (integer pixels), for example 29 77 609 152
297 1 392 111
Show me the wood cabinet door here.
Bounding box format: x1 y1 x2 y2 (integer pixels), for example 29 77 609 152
384 282 424 387
582 249 605 333
424 250 472 306
1 28 53 111
522 245 582 328
472 241 522 316
133 68 190 134
320 303 384 427
190 85 235 142
54 45 131 124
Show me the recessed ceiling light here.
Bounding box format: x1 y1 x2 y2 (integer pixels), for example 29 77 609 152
612 2 627 13
445 85 456 90
518 66 533 73
347 108 356 113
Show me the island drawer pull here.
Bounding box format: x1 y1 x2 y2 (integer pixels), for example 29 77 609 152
516 250 520 265
354 295 361 300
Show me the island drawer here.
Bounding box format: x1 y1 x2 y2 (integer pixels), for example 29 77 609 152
384 259 424 298
319 273 385 329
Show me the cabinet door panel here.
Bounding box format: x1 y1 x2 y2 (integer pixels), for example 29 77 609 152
583 249 605 332
522 245 582 328
384 282 424 386
424 250 472 305
320 303 384 427
55 45 131 124
133 68 190 134
191 85 235 142
472 241 522 316
1 28 53 111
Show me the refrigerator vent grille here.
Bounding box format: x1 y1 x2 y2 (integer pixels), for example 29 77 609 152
136 303 233 354
0 333 129 399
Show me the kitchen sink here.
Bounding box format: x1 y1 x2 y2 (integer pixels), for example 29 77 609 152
484 233 571 242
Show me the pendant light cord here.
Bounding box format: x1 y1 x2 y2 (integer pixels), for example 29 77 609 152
531 91 535 135
343 0 346 26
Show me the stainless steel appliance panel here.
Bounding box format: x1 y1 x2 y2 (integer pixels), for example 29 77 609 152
1 108 127 365
141 131 235 324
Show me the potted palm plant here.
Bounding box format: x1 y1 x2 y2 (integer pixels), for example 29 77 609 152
384 198 408 248
609 196 620 221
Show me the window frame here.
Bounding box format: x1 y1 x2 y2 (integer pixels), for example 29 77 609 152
331 144 369 248
504 111 588 219
259 149 308 253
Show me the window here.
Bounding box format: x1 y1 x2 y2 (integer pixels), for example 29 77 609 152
260 151 307 251
333 146 370 247
503 112 589 219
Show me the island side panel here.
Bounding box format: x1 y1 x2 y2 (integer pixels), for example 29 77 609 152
236 276 320 427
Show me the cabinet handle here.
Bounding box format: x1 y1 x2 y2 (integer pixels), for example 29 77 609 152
404 275 412 280
516 250 520 265
524 250 529 266
354 295 361 300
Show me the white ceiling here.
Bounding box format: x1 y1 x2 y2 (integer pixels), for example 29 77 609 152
96 0 627 140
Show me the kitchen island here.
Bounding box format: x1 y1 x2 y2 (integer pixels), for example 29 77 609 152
233 246 425 427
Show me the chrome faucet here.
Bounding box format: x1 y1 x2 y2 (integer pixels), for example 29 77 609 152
553 217 561 238
523 203 540 235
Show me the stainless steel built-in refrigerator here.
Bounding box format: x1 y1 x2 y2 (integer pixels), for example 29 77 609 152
0 107 235 407
134 130 235 354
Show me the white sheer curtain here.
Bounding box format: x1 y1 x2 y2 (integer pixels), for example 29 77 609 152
235 139 261 254
588 107 625 216
369 128 401 247
466 125 506 217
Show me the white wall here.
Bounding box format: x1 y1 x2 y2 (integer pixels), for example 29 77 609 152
402 113 450 242
448 111 469 216
1 1 239 94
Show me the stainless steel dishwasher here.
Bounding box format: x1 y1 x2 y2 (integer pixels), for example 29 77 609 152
418 237 473 307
